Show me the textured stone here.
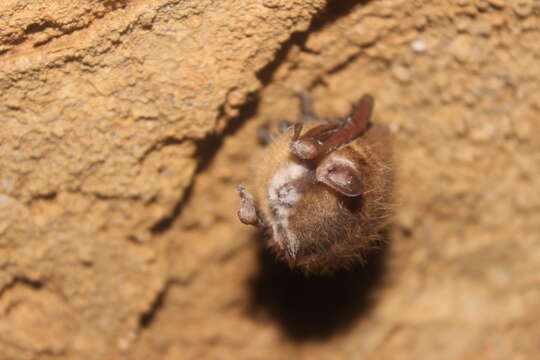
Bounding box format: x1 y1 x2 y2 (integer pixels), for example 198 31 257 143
1 1 540 359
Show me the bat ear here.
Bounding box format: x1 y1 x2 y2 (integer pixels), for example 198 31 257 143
315 153 363 197
236 185 261 226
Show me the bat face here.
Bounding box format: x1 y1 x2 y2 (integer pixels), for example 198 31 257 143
237 95 393 274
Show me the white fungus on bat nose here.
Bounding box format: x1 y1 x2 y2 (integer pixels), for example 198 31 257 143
268 162 308 206
266 162 310 255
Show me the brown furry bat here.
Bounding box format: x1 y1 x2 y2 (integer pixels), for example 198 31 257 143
237 94 393 274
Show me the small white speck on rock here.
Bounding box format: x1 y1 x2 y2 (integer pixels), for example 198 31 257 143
411 39 427 53
388 122 401 133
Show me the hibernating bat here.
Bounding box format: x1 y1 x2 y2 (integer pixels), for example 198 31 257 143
237 94 393 274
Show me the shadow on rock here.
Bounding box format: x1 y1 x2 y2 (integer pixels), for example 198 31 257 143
246 230 389 342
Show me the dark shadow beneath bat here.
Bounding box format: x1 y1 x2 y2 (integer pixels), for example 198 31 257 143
245 228 389 342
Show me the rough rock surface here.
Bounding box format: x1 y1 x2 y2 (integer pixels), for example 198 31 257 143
1 0 539 359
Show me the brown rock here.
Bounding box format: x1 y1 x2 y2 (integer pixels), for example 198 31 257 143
1 1 540 359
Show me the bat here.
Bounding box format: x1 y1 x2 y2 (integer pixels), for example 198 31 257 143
237 94 393 274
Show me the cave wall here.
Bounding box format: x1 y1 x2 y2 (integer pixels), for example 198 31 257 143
1 0 539 359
